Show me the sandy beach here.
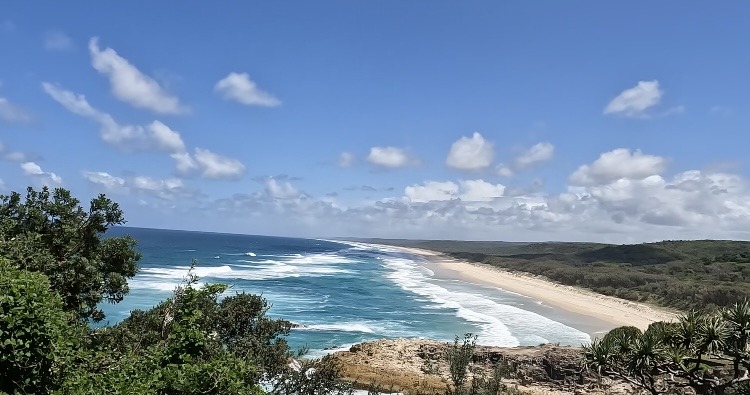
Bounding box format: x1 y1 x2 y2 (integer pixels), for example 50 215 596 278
377 244 678 332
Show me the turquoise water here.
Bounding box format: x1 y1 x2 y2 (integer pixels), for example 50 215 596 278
104 227 590 356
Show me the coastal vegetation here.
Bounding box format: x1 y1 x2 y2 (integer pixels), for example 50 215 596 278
370 239 750 310
0 187 350 395
583 302 750 394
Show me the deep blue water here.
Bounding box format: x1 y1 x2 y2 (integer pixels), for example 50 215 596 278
103 227 590 357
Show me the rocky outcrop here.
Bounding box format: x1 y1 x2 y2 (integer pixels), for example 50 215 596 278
331 339 633 394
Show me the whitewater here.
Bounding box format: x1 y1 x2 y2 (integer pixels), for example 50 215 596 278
103 227 590 357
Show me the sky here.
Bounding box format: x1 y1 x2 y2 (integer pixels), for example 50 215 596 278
1 2 749 242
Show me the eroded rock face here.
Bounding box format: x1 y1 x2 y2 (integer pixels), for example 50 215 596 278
330 339 632 395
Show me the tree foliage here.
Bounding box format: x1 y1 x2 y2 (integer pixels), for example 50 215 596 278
0 186 141 322
584 301 750 395
0 259 80 394
0 187 354 395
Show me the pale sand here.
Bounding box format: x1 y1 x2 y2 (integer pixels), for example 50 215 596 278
368 243 679 332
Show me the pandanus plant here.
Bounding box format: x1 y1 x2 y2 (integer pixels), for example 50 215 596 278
583 300 750 395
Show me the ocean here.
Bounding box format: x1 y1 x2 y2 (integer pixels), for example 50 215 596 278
104 227 591 357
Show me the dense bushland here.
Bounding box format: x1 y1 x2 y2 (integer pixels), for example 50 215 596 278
375 239 750 310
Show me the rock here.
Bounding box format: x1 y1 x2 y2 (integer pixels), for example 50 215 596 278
329 339 633 395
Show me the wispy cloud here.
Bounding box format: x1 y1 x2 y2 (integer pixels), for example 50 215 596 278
215 72 280 107
84 171 197 200
21 161 63 186
514 141 554 169
43 82 245 180
710 106 732 117
604 80 663 118
44 30 74 51
88 37 186 114
337 152 355 168
0 96 31 123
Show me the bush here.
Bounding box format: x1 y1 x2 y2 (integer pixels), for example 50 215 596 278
0 260 79 394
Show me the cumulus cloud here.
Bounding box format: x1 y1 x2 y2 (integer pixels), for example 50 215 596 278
21 161 62 186
214 72 280 107
88 37 185 114
404 179 505 203
405 181 459 203
367 146 415 168
446 132 494 170
44 30 73 51
604 80 662 118
265 178 300 199
198 144 750 242
182 149 750 242
337 152 355 168
514 142 554 169
570 148 667 186
193 148 245 179
459 179 506 202
0 96 31 123
496 165 514 177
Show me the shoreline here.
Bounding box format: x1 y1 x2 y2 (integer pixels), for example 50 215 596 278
363 242 678 333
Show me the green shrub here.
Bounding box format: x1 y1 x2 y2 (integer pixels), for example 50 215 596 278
0 260 79 394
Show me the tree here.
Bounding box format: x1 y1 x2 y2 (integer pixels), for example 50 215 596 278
0 259 81 394
60 268 266 394
0 186 141 321
583 301 750 395
69 266 352 395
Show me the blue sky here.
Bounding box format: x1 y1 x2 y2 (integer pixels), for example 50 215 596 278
1 2 749 242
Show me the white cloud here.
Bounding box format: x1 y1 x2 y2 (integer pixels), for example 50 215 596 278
0 97 31 123
44 30 73 51
0 142 29 162
337 152 355 168
404 179 505 203
446 132 494 170
514 142 554 169
43 82 182 150
496 165 514 177
88 37 185 114
85 171 191 200
148 121 186 153
604 80 662 118
171 152 198 174
405 181 459 203
459 179 506 202
367 146 414 168
21 161 62 186
83 171 125 190
570 148 667 186
43 83 245 179
265 178 300 199
195 150 750 242
193 148 245 179
214 72 280 107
